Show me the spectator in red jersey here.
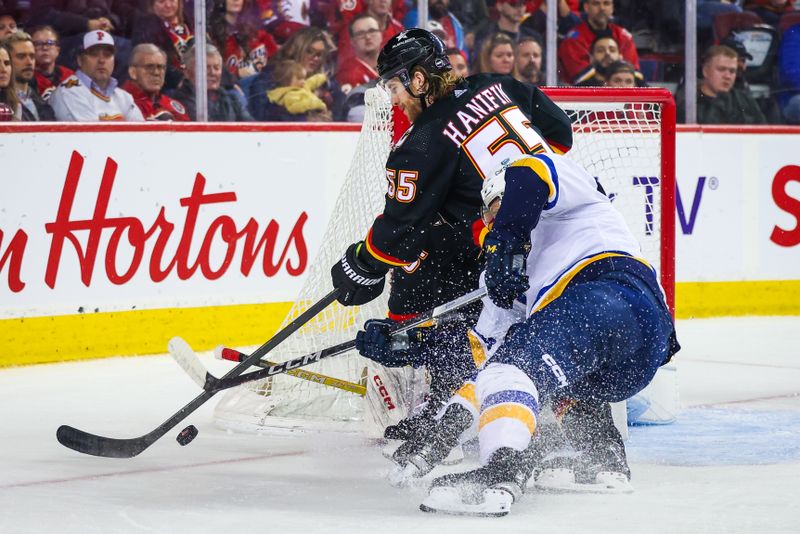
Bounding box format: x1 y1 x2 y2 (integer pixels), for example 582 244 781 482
131 0 194 91
0 44 22 120
336 13 382 92
337 0 404 66
744 0 796 26
0 10 17 39
446 47 469 77
208 0 278 82
30 26 75 101
4 30 57 120
514 35 543 86
558 0 639 84
475 32 515 75
123 43 189 120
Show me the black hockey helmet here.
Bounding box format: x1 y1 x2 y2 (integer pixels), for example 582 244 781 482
377 28 452 91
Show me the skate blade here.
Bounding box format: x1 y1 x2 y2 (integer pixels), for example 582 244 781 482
419 487 512 517
381 440 401 460
535 468 634 494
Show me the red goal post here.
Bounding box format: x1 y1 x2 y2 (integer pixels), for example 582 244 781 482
543 87 676 314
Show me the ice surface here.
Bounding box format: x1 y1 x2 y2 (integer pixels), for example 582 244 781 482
1 317 798 533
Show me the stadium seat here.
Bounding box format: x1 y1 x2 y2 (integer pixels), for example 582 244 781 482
713 11 763 41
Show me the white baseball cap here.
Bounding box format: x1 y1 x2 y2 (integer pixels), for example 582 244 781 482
82 30 115 51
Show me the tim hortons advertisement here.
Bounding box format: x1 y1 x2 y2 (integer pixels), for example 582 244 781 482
0 129 357 320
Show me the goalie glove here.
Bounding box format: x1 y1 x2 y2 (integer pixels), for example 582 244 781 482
330 242 387 306
483 235 530 309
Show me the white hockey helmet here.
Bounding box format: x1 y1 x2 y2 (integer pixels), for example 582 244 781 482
481 155 532 224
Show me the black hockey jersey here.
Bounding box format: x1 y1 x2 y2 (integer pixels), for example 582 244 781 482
363 74 574 268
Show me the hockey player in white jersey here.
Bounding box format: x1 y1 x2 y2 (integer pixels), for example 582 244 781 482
376 153 680 516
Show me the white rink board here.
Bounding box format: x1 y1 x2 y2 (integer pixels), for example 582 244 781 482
675 131 800 282
0 130 358 319
2 127 799 321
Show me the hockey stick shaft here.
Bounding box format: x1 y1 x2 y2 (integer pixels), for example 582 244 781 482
56 289 341 458
210 286 487 391
217 347 367 396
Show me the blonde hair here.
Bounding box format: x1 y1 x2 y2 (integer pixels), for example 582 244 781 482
477 33 516 76
274 27 335 73
272 60 306 87
413 66 462 101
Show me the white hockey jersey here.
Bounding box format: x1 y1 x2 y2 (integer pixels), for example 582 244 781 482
50 71 144 122
469 153 654 367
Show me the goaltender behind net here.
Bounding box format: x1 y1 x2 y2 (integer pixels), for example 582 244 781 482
329 28 575 441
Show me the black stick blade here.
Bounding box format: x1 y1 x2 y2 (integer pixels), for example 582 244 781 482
56 425 150 459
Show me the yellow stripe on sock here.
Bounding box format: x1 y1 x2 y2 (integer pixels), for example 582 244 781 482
479 403 537 434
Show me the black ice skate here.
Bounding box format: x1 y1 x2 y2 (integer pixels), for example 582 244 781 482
535 400 633 494
419 446 535 517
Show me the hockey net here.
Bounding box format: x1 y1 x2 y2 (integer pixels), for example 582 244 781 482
213 87 676 435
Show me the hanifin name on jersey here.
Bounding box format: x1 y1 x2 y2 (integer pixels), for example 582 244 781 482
441 82 513 147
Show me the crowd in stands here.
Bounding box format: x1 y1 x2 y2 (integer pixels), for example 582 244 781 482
0 0 799 124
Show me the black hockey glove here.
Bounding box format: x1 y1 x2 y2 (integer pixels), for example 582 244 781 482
483 235 530 309
355 318 425 367
330 242 387 306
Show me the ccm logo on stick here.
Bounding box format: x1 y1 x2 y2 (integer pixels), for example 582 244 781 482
373 375 396 410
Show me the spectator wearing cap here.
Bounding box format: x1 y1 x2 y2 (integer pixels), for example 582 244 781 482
3 30 57 120
677 44 766 124
515 35 544 87
574 35 645 87
404 0 465 51
49 31 144 121
558 0 639 84
336 14 382 93
0 10 17 39
122 43 189 121
30 26 75 101
168 42 252 121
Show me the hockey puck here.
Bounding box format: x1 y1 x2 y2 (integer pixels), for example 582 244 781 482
176 424 198 446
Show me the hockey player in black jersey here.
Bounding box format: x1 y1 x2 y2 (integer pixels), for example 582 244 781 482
329 28 574 440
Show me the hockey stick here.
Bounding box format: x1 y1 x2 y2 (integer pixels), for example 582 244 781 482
168 339 366 396
56 288 341 459
58 287 486 458
206 286 487 392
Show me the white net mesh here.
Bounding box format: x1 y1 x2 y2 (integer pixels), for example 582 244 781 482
214 88 394 433
213 92 668 434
